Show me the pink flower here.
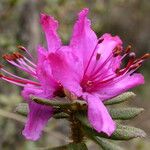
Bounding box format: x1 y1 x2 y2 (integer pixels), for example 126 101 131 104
0 14 63 140
0 8 149 141
48 8 148 136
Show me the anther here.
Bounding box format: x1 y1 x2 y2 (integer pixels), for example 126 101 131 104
2 54 12 61
96 53 101 61
113 46 122 57
0 73 3 77
17 45 26 51
13 52 23 59
115 68 120 74
125 45 131 54
0 64 3 69
98 38 104 44
141 53 150 60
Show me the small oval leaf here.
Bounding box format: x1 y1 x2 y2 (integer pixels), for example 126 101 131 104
47 143 87 150
104 92 136 105
94 137 124 150
111 124 146 140
53 112 69 119
67 143 88 150
109 107 144 120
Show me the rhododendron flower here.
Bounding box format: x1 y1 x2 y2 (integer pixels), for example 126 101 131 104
0 14 63 140
48 8 149 136
0 8 149 141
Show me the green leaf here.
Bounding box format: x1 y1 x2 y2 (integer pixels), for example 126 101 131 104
31 96 71 108
82 121 146 141
67 143 88 150
53 112 69 119
31 96 86 110
111 124 146 140
15 103 28 116
93 137 124 150
46 143 88 150
104 92 136 105
109 107 144 120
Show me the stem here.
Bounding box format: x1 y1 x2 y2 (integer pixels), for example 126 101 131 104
69 112 84 143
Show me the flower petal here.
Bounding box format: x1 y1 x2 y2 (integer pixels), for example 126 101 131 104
36 46 59 95
85 94 116 136
21 84 45 102
48 46 83 96
70 8 97 68
96 33 123 71
22 84 53 141
96 73 144 101
40 13 61 52
22 101 53 141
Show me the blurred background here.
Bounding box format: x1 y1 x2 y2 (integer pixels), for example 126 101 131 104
0 0 149 149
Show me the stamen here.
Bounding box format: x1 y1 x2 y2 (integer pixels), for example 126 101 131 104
0 64 3 69
90 52 113 80
2 54 15 61
23 57 36 67
2 75 40 86
98 38 104 44
129 52 136 60
113 45 122 57
84 42 99 75
96 53 101 61
1 68 37 83
17 45 27 51
17 45 33 59
2 52 23 61
17 59 35 72
141 53 150 60
0 73 3 77
125 45 131 54
13 52 23 59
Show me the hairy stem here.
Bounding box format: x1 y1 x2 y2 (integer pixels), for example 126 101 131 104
69 112 84 143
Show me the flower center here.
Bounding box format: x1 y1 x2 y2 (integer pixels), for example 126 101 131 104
81 43 150 93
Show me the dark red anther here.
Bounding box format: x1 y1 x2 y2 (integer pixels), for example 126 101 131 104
98 38 104 44
2 54 11 61
125 45 131 54
113 45 122 57
2 53 20 61
0 64 3 69
96 53 101 61
141 53 150 60
0 73 3 77
17 45 26 51
13 52 23 59
115 68 120 74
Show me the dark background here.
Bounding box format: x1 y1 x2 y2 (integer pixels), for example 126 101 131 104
0 0 149 149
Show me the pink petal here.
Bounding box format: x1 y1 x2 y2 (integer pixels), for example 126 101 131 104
84 94 116 136
21 84 45 102
40 13 61 52
96 73 144 101
48 46 83 96
21 84 54 141
22 101 53 141
70 8 97 68
36 46 59 95
96 33 123 71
